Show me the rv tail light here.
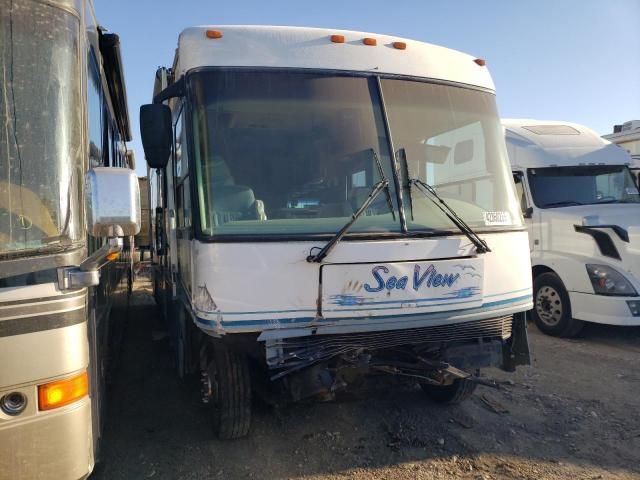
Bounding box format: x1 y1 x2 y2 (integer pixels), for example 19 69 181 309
392 41 407 50
38 372 89 411
362 37 377 46
474 58 486 66
330 34 345 43
205 30 223 39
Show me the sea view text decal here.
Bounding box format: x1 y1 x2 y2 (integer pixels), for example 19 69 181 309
364 264 460 293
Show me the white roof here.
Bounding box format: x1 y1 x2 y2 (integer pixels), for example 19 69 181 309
503 119 632 169
175 25 494 90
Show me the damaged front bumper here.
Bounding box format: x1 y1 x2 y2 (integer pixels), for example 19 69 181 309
264 312 530 382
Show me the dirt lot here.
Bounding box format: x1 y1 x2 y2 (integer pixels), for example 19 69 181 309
93 277 640 480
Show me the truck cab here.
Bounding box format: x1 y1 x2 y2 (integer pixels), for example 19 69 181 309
504 119 640 336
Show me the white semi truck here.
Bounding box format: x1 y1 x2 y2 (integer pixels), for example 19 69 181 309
140 25 533 439
505 119 640 337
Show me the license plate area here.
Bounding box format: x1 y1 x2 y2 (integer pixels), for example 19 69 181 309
320 258 484 319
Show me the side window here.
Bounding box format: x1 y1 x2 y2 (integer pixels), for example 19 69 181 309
87 51 103 169
513 172 529 214
174 107 191 229
102 104 110 166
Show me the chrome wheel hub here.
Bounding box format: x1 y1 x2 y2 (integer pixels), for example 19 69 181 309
535 285 563 326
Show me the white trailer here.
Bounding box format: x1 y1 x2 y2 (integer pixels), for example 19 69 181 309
140 26 532 438
505 119 640 337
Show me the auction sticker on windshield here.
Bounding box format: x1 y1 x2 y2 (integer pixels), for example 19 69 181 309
320 258 484 318
483 211 511 226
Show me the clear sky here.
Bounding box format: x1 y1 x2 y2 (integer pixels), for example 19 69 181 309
95 0 640 176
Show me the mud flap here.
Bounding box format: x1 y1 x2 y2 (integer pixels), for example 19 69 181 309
502 311 530 372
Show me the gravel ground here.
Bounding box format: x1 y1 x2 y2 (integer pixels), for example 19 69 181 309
92 277 640 480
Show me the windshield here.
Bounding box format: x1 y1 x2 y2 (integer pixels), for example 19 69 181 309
382 79 522 231
190 70 521 237
191 70 399 236
0 0 82 256
527 165 640 208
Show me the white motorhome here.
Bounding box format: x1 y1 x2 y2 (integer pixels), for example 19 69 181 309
505 119 640 337
140 26 533 439
603 120 640 186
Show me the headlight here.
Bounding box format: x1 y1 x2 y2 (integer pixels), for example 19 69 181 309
586 264 638 296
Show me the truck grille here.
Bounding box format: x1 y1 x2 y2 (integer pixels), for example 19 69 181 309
266 315 513 370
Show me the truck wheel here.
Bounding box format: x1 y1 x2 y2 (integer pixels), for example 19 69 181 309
207 344 251 439
420 379 477 404
532 272 583 337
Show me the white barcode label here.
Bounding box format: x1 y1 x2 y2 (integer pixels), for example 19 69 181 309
483 211 511 226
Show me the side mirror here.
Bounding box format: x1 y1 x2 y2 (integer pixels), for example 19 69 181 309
59 168 141 290
523 207 534 219
86 167 141 237
140 104 172 169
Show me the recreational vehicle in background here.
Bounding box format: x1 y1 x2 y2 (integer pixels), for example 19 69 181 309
0 1 139 478
141 26 532 439
505 119 640 337
603 120 640 186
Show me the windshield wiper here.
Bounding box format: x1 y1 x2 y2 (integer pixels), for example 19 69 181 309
408 178 491 254
543 200 584 207
306 179 389 263
370 148 396 221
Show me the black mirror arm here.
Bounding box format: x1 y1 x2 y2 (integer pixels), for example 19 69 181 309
153 77 185 104
523 207 533 219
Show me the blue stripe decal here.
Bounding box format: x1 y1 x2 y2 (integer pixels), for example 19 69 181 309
195 293 532 329
205 288 531 316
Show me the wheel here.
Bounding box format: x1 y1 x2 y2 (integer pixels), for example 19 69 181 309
532 272 583 337
420 378 477 404
207 344 252 439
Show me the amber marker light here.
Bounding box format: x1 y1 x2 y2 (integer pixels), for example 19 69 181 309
106 252 119 261
362 37 377 46
330 34 345 43
38 372 89 411
392 41 407 50
474 58 486 66
205 30 223 39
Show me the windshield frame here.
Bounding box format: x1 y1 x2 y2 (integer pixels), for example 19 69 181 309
183 66 525 243
526 165 640 209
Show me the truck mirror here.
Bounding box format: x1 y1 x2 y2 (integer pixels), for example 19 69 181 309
140 104 172 169
86 167 141 237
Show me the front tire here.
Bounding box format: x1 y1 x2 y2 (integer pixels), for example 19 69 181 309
207 344 252 439
532 272 583 337
420 379 477 404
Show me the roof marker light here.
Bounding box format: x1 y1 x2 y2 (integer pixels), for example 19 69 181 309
392 41 407 50
474 58 486 66
363 37 377 46
330 34 345 43
205 30 223 39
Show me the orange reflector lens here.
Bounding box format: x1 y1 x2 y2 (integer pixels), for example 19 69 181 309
205 30 223 39
106 252 119 261
38 372 88 411
392 41 407 50
330 34 345 43
362 37 377 46
474 58 486 66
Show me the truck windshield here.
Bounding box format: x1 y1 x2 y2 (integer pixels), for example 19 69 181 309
190 70 521 236
0 0 82 256
527 165 640 208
